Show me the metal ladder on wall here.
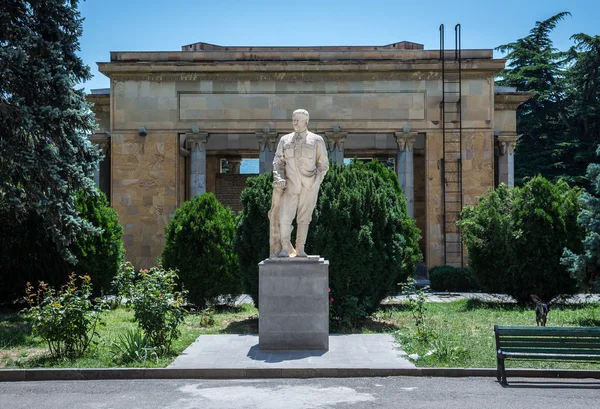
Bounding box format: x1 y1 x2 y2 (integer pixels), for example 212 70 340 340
439 24 463 267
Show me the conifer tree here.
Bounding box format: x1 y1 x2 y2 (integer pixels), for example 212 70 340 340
495 12 573 185
562 147 600 292
0 1 100 262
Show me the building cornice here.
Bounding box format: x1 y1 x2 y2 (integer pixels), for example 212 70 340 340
98 59 505 80
494 92 535 110
86 94 110 112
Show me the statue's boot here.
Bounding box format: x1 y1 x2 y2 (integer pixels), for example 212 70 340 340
278 224 295 257
294 223 309 257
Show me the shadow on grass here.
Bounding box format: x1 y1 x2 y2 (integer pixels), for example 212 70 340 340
336 317 401 334
185 304 252 314
222 317 258 334
570 317 600 327
0 312 34 349
462 299 524 311
378 303 415 313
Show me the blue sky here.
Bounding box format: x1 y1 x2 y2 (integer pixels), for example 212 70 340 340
78 0 598 92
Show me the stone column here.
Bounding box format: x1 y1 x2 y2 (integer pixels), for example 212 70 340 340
256 127 279 174
495 134 519 188
324 130 348 165
185 132 209 197
394 131 417 218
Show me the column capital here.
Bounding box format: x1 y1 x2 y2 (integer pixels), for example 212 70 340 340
185 132 209 152
394 131 418 152
495 133 520 155
89 134 110 155
255 128 279 152
324 131 348 152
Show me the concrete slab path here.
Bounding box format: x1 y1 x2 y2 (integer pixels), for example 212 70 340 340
168 334 414 370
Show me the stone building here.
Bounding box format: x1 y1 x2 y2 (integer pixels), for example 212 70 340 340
87 40 532 270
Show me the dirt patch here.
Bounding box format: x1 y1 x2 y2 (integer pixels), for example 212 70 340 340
0 347 47 368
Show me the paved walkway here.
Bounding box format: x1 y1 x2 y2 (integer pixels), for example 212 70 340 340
168 334 414 369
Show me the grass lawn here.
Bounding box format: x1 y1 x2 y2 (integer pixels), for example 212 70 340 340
384 298 600 369
1 298 599 369
0 303 258 369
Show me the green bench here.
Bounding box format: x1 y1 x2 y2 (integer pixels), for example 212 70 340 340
494 325 600 385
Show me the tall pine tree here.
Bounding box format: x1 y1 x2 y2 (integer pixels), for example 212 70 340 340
496 12 576 185
0 1 100 263
564 33 600 174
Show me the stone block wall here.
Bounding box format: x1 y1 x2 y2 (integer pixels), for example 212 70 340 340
425 129 494 267
111 131 179 268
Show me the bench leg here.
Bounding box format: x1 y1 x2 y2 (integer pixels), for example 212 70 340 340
496 357 502 382
499 357 508 386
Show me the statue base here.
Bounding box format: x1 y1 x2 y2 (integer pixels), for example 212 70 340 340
258 256 329 350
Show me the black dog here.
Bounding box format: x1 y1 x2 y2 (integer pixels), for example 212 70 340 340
530 294 551 326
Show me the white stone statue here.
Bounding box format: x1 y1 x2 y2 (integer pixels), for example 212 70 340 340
268 109 329 258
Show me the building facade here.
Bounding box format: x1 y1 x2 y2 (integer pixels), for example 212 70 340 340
88 40 532 270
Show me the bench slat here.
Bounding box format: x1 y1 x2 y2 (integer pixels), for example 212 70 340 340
500 352 600 361
500 347 600 355
496 326 600 337
498 341 600 349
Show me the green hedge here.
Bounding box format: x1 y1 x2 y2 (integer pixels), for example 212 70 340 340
429 265 480 292
236 160 422 325
0 189 124 302
162 193 241 308
458 176 583 304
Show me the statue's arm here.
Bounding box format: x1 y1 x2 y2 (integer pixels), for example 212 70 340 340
273 139 287 187
315 137 329 183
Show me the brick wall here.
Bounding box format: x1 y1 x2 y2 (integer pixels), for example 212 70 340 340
215 174 253 212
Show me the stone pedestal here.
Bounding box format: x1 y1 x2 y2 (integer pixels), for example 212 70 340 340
258 256 329 350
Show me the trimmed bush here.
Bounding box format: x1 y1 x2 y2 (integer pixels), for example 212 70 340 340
236 160 422 326
458 176 583 304
0 189 124 302
235 173 272 307
162 193 241 308
71 190 124 296
310 160 421 324
429 265 480 292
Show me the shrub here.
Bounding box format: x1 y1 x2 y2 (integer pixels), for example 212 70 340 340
127 266 186 351
458 176 583 304
310 160 421 322
0 189 124 302
110 328 156 364
236 160 422 324
70 190 125 296
23 273 103 359
235 174 272 307
429 265 480 292
400 278 433 342
163 193 241 309
111 262 138 306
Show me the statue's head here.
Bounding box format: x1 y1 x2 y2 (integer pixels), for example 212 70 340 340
292 109 309 133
